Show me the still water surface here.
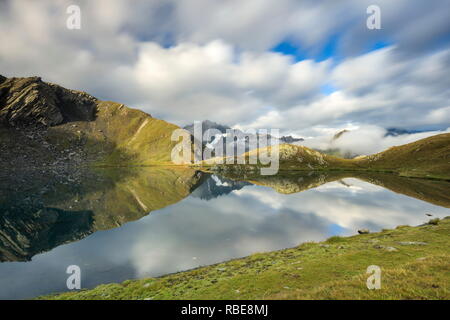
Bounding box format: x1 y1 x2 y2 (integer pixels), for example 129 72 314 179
0 168 449 299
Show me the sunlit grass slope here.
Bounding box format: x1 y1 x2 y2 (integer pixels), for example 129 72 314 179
46 101 186 165
199 134 450 180
355 133 450 180
41 218 450 300
199 143 358 172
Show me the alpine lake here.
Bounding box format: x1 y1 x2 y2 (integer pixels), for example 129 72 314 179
0 166 449 299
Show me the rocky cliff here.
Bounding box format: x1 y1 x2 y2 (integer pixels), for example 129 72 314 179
0 76 97 127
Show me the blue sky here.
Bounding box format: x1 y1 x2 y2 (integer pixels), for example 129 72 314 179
271 35 395 96
271 33 342 63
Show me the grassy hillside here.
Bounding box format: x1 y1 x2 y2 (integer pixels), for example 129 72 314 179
40 218 450 300
354 133 450 180
199 134 450 180
198 143 359 173
47 101 188 166
217 171 450 208
0 76 191 167
1 76 448 176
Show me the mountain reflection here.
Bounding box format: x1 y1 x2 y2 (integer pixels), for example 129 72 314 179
0 168 449 299
191 174 251 200
0 167 203 262
218 171 450 208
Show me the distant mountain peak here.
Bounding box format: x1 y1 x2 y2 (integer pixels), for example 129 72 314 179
385 128 423 137
332 129 350 141
183 120 231 134
280 135 304 143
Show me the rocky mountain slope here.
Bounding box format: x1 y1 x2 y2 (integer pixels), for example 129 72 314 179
0 75 190 168
183 120 303 159
280 135 304 143
1 75 448 179
183 120 231 135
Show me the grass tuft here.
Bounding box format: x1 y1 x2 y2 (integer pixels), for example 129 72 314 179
428 218 440 225
326 236 346 243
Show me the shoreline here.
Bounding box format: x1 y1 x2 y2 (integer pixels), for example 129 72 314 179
39 217 450 300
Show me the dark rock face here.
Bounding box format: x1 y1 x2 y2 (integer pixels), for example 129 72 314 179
0 206 93 262
49 82 97 123
0 75 97 127
0 76 100 261
0 166 98 262
0 77 62 126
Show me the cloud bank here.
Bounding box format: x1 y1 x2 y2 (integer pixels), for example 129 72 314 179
300 125 450 155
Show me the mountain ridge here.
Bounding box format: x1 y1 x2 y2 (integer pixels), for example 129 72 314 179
1 75 448 180
0 75 190 168
200 134 450 180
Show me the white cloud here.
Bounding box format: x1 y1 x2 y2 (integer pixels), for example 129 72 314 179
242 47 450 131
300 125 450 155
128 179 449 277
0 0 449 136
127 41 330 124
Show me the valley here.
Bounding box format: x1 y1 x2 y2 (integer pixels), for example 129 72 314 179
0 75 449 300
